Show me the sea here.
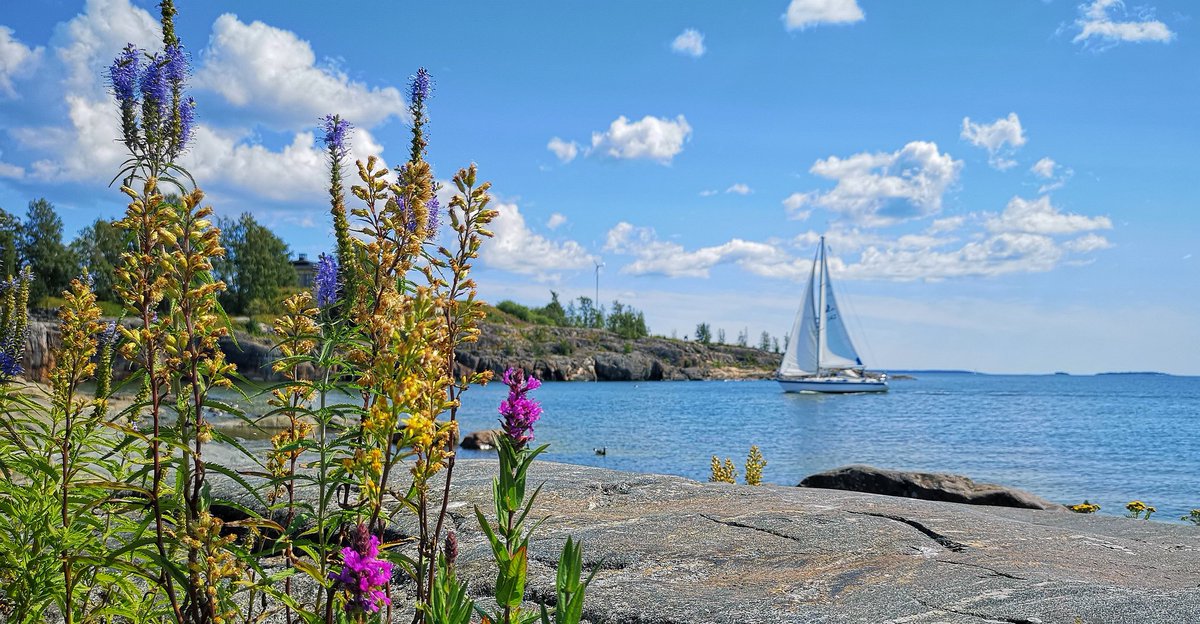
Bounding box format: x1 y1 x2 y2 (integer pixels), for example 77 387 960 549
212 372 1200 522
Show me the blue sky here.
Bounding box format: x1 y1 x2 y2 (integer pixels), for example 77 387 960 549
0 0 1196 374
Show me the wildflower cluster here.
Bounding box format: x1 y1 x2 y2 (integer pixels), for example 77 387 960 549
1181 509 1200 525
745 445 767 486
1068 501 1101 514
1126 500 1156 520
709 456 737 484
709 445 769 485
499 367 543 448
330 524 394 616
108 41 194 165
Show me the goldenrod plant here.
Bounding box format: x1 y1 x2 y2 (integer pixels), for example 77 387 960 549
0 2 594 621
709 455 737 484
744 445 767 486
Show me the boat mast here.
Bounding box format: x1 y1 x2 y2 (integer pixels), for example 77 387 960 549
816 236 826 378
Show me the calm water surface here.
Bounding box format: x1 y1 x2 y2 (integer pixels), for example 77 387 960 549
450 373 1200 521
214 373 1200 521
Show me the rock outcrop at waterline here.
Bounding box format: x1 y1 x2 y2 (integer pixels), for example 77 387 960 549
21 318 782 383
204 460 1200 623
800 464 1066 511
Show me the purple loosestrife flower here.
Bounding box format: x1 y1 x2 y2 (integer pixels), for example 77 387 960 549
322 114 352 160
329 524 393 614
314 253 339 308
498 367 542 448
409 67 432 103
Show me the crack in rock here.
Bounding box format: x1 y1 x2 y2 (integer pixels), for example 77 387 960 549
915 598 1043 624
935 559 1027 580
849 511 967 552
700 513 806 544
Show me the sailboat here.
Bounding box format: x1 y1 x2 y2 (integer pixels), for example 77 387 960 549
777 236 888 393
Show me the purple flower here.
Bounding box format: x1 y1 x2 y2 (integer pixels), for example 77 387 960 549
100 322 118 347
0 353 21 379
108 44 140 105
409 67 432 103
498 367 542 448
425 195 440 235
329 524 393 614
139 52 169 117
178 96 195 147
314 253 338 308
163 44 188 86
322 114 352 160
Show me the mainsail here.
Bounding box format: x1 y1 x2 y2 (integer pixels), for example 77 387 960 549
777 236 864 378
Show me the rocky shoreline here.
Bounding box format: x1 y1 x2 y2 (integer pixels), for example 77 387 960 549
20 318 782 384
206 459 1200 623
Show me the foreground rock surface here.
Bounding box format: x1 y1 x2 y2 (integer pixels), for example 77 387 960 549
211 460 1200 623
800 464 1065 511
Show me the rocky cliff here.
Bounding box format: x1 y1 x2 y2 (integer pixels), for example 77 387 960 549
22 317 781 383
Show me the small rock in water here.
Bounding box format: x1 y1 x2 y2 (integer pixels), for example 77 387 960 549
461 428 504 450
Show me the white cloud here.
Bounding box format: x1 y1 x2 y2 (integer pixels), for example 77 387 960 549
1031 157 1057 179
195 13 409 130
783 0 865 31
589 115 692 164
782 192 813 220
726 183 752 195
52 0 160 95
605 222 794 279
1063 233 1113 253
0 26 44 98
546 137 579 163
671 29 706 57
0 148 24 178
986 195 1111 235
699 189 719 197
791 141 962 226
1030 157 1073 193
927 216 965 234
546 212 567 229
484 201 594 279
1074 0 1174 46
961 113 1026 170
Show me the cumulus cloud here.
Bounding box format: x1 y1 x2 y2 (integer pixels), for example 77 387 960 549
52 0 160 94
783 0 865 31
605 222 794 278
589 115 692 164
789 141 962 226
546 212 567 229
1030 157 1073 193
986 195 1111 235
1063 233 1113 253
782 192 813 220
1074 0 1174 46
961 113 1026 170
671 29 706 57
546 137 579 163
484 201 594 279
927 216 965 234
726 183 752 195
0 26 44 97
195 14 409 130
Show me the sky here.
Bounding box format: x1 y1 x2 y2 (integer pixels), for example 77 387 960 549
0 0 1197 374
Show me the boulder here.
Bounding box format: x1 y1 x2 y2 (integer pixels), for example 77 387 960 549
799 464 1064 510
460 428 504 450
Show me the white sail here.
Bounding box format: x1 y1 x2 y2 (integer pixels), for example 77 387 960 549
778 257 819 377
819 249 863 370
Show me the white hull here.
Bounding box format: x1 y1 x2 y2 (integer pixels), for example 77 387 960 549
777 377 888 394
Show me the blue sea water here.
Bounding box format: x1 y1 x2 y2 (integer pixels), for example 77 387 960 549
450 373 1200 522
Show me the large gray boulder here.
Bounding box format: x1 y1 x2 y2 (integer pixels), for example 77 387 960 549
799 464 1064 510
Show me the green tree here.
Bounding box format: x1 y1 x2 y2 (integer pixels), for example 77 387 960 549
536 291 568 326
606 300 648 339
70 218 127 302
566 296 604 329
759 331 771 351
0 207 19 279
215 213 296 314
19 198 75 304
695 322 712 344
